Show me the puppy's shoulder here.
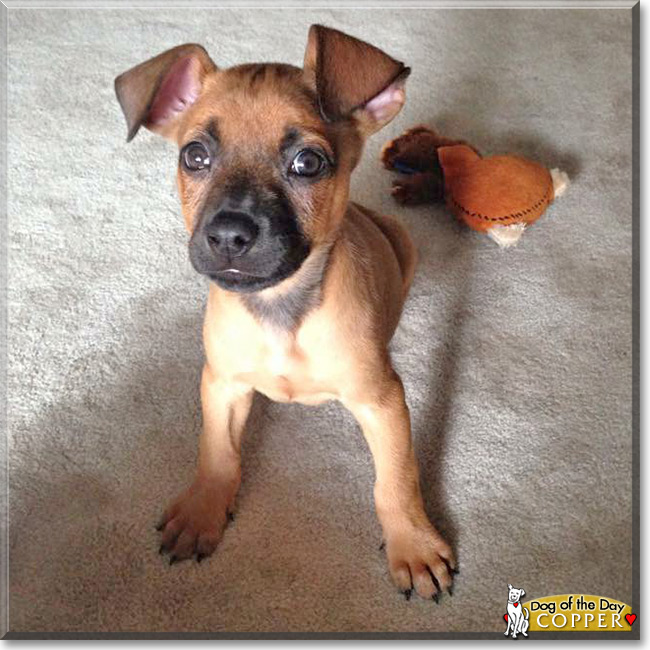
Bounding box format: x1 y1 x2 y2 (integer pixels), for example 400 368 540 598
346 202 417 290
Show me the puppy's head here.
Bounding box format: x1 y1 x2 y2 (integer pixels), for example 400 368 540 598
114 26 409 293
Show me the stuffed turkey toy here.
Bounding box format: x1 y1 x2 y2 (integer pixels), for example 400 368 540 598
381 126 569 248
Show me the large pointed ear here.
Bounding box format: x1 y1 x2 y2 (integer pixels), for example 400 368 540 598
303 25 410 136
114 44 217 142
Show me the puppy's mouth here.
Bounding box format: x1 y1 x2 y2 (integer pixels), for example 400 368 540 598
209 268 260 281
205 260 302 293
190 227 311 293
214 268 247 276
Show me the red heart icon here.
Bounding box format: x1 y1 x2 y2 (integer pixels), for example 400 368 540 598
625 614 636 626
513 602 519 607
504 614 508 622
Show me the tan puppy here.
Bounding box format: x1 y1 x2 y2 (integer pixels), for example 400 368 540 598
115 24 456 601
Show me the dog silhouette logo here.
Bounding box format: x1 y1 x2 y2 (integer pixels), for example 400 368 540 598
504 584 530 638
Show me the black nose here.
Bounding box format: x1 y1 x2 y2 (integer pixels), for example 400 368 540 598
205 212 259 258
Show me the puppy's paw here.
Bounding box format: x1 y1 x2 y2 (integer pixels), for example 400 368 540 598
156 481 236 564
384 521 456 601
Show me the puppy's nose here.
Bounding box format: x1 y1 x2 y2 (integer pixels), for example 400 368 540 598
205 212 259 258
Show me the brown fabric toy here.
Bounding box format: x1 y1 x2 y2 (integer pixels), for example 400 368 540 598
381 126 569 247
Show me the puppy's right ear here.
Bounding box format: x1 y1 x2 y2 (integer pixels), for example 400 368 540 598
508 584 513 590
114 44 216 142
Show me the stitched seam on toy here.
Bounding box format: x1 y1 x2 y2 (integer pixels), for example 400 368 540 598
452 183 553 222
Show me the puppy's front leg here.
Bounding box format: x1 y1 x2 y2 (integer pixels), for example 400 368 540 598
345 371 456 600
157 364 253 563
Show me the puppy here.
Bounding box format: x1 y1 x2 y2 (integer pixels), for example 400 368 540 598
115 24 456 600
505 584 529 637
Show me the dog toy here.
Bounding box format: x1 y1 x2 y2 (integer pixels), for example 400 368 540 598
381 126 569 248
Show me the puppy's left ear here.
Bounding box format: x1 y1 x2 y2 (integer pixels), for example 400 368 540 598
303 25 410 136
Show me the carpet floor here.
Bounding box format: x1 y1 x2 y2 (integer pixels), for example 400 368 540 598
7 6 634 635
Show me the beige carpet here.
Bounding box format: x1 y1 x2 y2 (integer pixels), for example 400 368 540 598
7 6 634 636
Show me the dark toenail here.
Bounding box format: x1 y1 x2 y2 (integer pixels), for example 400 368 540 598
442 557 458 575
432 592 439 603
426 566 442 594
379 541 386 551
169 555 178 565
158 544 166 555
403 589 412 601
448 587 454 597
196 553 205 563
228 512 235 522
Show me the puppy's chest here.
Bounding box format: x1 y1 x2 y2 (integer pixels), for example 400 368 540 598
222 327 339 405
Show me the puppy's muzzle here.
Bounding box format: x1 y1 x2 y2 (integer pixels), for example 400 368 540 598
205 211 259 259
188 185 310 293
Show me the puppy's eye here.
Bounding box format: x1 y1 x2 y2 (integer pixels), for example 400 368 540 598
290 149 325 177
181 142 211 172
